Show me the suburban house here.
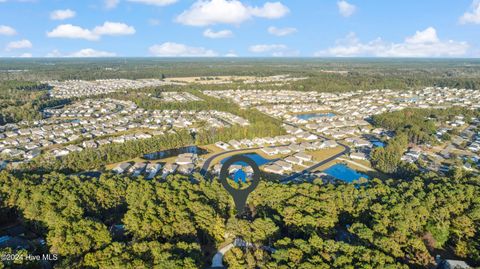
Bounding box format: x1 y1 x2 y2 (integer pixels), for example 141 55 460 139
113 162 132 174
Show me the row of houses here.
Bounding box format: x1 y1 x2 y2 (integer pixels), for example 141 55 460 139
0 99 249 162
260 140 338 156
112 162 162 179
263 152 314 175
112 153 200 179
215 135 300 150
155 91 203 102
45 79 177 98
203 89 325 108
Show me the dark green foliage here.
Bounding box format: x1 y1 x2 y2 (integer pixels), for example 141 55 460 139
1 170 480 268
372 107 479 144
0 80 69 124
2 58 480 91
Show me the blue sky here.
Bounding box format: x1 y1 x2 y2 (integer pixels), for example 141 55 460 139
1 0 480 57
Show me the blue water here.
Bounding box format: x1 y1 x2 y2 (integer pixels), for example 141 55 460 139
324 164 369 183
371 141 385 148
296 113 336 120
221 153 275 167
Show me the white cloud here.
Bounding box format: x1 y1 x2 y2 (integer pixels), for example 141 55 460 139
249 44 287 53
224 52 238 57
203 28 233 38
47 22 135 40
250 2 289 19
50 9 76 20
46 48 116 57
460 0 480 24
149 42 218 56
69 48 116 57
105 0 119 9
46 49 62 57
127 0 178 6
405 27 439 44
47 24 99 40
176 0 289 26
19 53 32 58
337 0 356 17
0 25 16 36
249 44 298 56
268 26 296 36
5 39 32 51
315 27 469 57
93 21 136 36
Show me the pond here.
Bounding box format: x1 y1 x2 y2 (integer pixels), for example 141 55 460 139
371 141 385 148
296 113 336 120
221 153 275 166
324 163 369 183
143 146 209 160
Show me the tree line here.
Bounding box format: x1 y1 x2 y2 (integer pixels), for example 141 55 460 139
1 168 479 268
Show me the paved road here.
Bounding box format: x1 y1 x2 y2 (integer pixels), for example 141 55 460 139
210 239 276 268
210 243 234 268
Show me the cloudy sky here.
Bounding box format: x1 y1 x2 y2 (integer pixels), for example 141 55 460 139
1 0 480 57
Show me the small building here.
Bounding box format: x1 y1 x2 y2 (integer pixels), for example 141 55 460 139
262 147 278 156
294 152 313 162
350 152 367 160
176 157 193 165
274 160 293 171
436 255 471 269
215 141 230 150
228 140 242 149
163 163 178 175
113 162 131 174
130 162 147 176
322 140 338 148
145 163 162 179
25 149 41 159
285 156 302 165
276 146 291 154
264 164 284 175
178 163 195 175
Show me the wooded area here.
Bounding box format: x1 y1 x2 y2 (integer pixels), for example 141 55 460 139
0 170 479 268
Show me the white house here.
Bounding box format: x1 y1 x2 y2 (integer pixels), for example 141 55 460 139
350 152 367 160
264 164 284 175
262 147 278 156
294 152 313 162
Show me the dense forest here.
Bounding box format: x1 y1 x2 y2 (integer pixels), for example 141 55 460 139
0 170 479 268
2 58 480 91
